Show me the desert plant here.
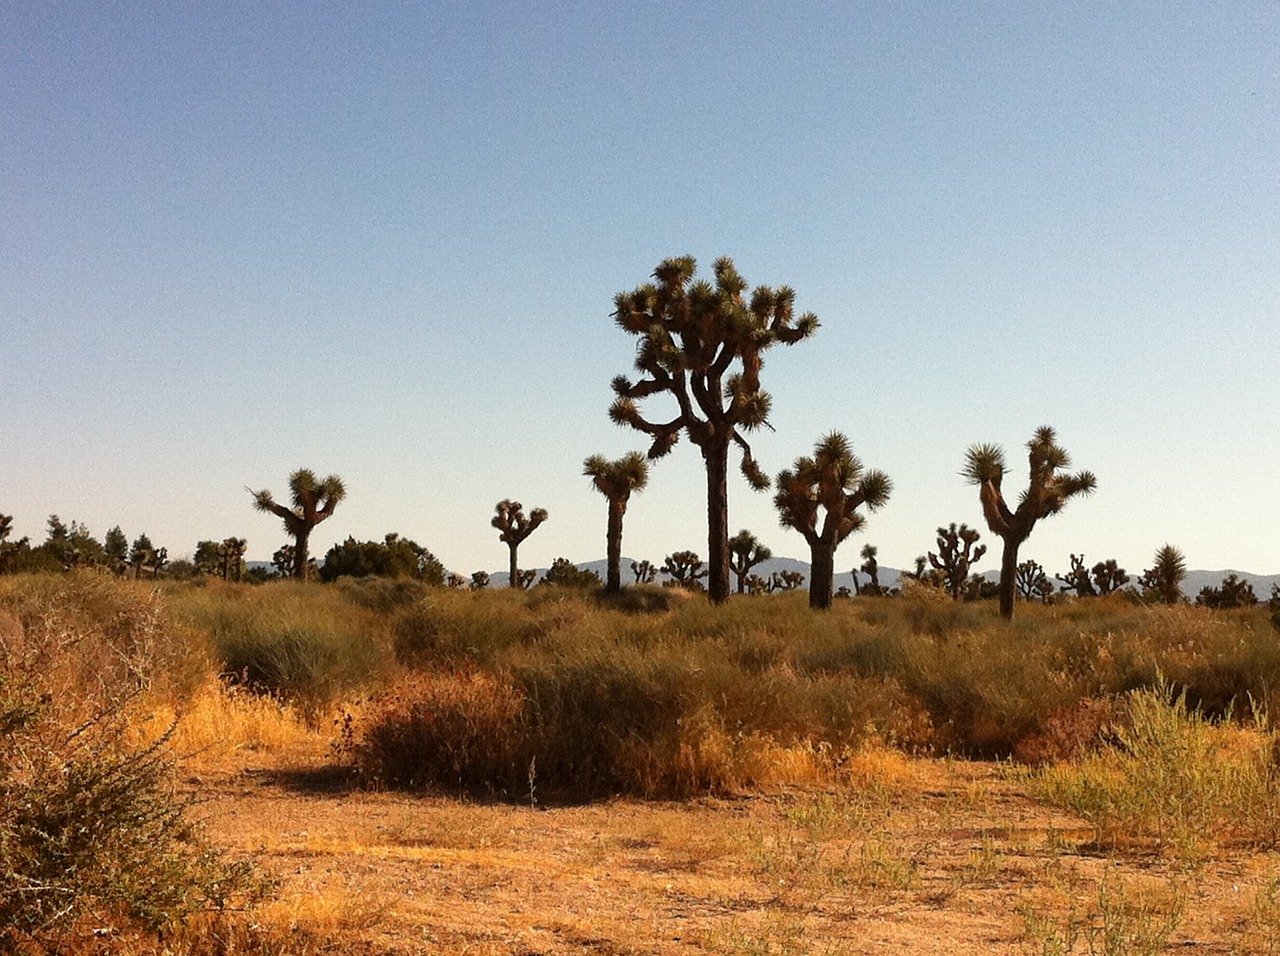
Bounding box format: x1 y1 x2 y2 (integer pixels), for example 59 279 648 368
609 255 818 603
854 543 884 596
1196 573 1258 609
773 432 891 609
492 499 548 589
319 532 445 584
928 524 987 600
1056 552 1096 597
963 426 1096 620
728 530 772 594
1139 544 1187 605
631 559 658 584
249 469 346 581
1091 558 1130 595
583 452 649 592
663 550 708 589
470 570 490 590
1015 560 1054 603
540 557 602 589
770 570 806 592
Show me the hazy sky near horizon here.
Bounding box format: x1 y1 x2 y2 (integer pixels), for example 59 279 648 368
3 1 1277 578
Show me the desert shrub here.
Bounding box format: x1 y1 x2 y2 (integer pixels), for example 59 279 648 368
180 583 386 712
593 584 683 614
343 671 527 793
336 575 431 612
1026 680 1280 856
0 582 264 946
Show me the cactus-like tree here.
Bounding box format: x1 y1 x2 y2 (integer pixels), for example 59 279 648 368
928 523 987 600
854 543 883 596
492 499 547 589
963 426 1096 620
728 530 772 595
770 570 806 592
773 432 891 609
250 469 346 581
1091 559 1130 595
1197 573 1258 609
221 537 247 582
470 570 491 590
1015 559 1053 602
609 256 818 604
631 559 657 584
1140 544 1187 605
662 550 708 589
1056 553 1097 597
583 452 649 592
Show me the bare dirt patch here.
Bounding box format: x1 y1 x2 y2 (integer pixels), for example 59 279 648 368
197 752 1280 955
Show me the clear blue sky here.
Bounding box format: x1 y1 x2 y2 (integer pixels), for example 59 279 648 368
3 1 1277 578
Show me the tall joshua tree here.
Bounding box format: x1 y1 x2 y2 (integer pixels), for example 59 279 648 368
773 432 891 610
250 469 346 582
963 426 1096 620
728 529 772 595
609 256 818 604
583 452 649 592
492 499 547 589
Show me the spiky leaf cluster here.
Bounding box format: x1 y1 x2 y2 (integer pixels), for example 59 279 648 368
251 469 346 539
582 452 649 502
773 432 891 547
491 499 548 546
963 426 1096 545
609 256 818 489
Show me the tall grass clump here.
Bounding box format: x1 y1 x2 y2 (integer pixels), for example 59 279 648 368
177 582 388 714
0 575 265 948
1026 679 1280 857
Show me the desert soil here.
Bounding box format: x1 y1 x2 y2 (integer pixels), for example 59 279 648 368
198 753 1278 955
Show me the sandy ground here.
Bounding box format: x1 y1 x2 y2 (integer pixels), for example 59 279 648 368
196 755 1280 955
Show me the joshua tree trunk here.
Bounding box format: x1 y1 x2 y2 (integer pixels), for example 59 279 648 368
508 542 520 589
704 441 731 604
998 536 1021 620
605 498 625 592
809 541 835 610
295 530 311 581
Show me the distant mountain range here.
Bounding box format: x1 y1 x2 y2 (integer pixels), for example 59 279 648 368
494 558 1280 599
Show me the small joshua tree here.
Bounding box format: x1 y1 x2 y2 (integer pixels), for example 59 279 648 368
928 523 987 600
770 570 806 592
662 550 708 589
1015 559 1053 603
773 432 891 609
631 559 658 584
963 426 1096 620
1056 553 1097 598
470 570 491 590
492 499 548 589
583 452 649 592
1091 559 1130 595
1196 573 1258 609
854 543 883 596
250 469 346 581
609 255 818 604
728 530 772 595
1139 544 1186 605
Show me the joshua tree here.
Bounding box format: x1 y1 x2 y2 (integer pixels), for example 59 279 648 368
272 544 297 578
928 524 987 600
129 533 154 580
516 569 537 590
221 537 247 582
1091 559 1130 595
1056 553 1097 598
1015 559 1053 602
103 526 129 577
963 426 1096 620
583 452 649 592
1139 544 1187 605
770 570 806 592
662 550 708 589
745 573 769 595
631 559 658 584
854 543 883 596
609 256 818 604
773 432 891 609
250 469 346 581
470 570 491 590
492 499 548 589
446 572 468 589
728 530 772 595
1197 574 1258 609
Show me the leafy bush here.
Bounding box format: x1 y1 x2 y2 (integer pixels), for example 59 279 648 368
0 577 264 945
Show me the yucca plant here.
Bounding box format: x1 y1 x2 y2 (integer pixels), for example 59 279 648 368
928 523 987 600
1140 544 1187 605
249 469 346 581
773 432 891 609
492 499 547 589
963 426 1096 619
609 256 818 603
583 452 649 592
